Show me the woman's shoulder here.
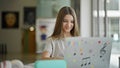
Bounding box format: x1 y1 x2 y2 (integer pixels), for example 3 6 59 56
47 36 63 41
46 37 56 42
47 36 57 40
47 37 53 40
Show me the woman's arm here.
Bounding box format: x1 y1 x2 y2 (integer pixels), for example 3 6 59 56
41 51 63 60
41 51 51 59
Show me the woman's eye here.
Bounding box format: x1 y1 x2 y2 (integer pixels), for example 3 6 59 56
71 21 74 23
63 20 68 22
63 20 74 23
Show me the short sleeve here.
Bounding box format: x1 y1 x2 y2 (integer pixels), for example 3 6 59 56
43 38 53 55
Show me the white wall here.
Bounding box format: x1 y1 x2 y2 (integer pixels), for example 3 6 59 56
0 0 92 53
0 0 36 53
80 0 91 37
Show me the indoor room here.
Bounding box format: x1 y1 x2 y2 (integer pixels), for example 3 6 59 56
0 0 120 68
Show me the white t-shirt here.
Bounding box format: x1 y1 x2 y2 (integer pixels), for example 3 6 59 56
43 37 65 58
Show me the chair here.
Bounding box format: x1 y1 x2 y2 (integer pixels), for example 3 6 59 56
34 60 67 68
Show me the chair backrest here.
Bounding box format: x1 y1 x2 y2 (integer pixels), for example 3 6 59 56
34 60 67 68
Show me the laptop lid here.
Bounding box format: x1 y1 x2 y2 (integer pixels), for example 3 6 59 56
64 37 112 68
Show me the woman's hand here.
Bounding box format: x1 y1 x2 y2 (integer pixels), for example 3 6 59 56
41 51 63 60
41 51 51 59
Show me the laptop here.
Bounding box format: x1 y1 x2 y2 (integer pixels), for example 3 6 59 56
63 37 112 68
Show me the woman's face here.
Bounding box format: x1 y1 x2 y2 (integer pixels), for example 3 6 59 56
62 14 74 33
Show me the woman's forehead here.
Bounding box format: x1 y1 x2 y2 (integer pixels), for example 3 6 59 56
63 14 73 20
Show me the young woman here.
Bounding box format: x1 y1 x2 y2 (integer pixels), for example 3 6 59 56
42 6 80 59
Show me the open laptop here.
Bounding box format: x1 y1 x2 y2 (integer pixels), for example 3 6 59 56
63 37 112 68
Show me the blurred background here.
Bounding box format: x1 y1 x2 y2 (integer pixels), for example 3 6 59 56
0 0 120 68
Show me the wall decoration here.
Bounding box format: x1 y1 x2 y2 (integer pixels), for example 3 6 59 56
24 7 36 25
39 25 47 41
2 11 19 29
36 18 56 53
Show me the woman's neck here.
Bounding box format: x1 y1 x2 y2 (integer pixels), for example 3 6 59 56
63 32 72 37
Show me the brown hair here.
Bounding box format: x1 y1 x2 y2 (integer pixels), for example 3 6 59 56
51 6 79 39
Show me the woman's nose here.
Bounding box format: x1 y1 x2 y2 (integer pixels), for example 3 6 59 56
66 22 71 27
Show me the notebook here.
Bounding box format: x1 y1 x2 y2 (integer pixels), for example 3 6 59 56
63 37 112 68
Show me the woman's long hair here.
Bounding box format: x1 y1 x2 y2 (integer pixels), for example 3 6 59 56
51 6 79 39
